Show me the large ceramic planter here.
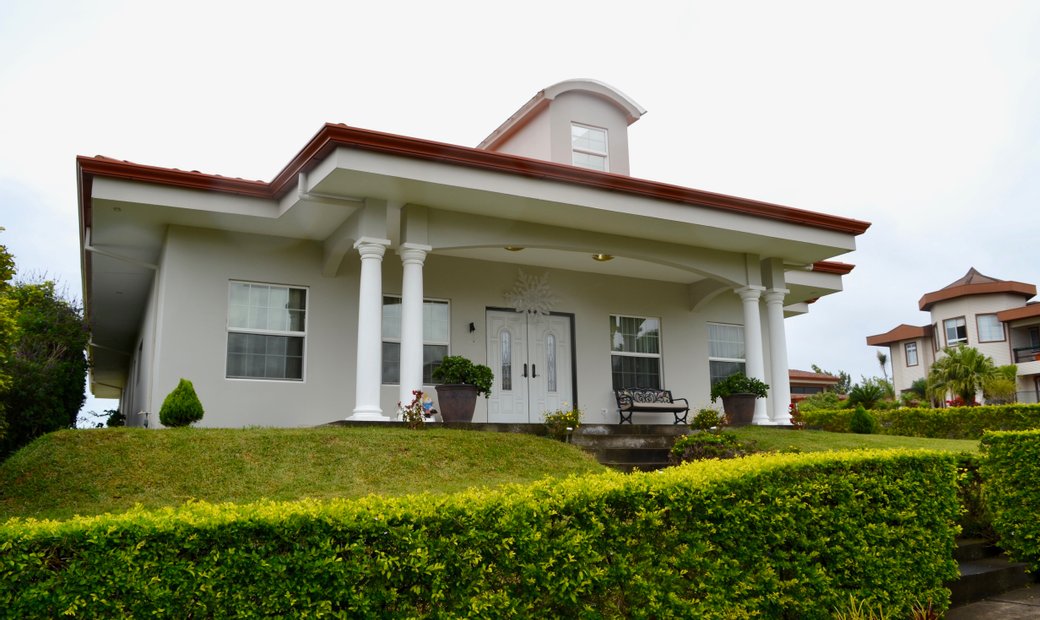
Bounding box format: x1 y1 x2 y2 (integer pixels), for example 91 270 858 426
721 393 758 426
435 384 480 422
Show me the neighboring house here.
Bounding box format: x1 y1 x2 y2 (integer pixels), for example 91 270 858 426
788 369 840 403
79 79 869 428
867 268 1040 403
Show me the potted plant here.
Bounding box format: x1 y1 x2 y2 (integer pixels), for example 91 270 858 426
710 373 769 427
432 355 494 422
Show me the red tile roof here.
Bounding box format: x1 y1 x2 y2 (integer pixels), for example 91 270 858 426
78 123 872 236
996 303 1040 323
918 267 1036 311
866 324 930 346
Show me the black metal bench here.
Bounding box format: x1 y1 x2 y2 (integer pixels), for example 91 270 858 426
614 388 689 424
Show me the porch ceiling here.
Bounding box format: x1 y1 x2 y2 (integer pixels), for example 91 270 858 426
437 248 705 284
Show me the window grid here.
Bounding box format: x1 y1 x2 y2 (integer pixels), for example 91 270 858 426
905 341 919 367
944 317 968 347
609 315 661 389
976 314 1005 343
571 123 608 171
708 322 746 385
226 281 307 381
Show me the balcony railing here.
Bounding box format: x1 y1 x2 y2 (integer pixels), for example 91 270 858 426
1016 391 1039 404
1013 346 1040 364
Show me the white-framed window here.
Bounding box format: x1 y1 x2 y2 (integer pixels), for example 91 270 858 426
944 317 968 346
571 123 608 171
977 314 1005 343
905 341 919 367
226 281 306 381
708 322 746 385
381 296 450 384
609 315 661 389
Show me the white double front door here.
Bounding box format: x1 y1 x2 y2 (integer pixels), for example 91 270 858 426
486 310 573 423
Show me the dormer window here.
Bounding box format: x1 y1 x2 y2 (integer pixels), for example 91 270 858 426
571 123 608 171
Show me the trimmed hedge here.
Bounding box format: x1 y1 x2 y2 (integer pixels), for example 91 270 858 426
981 430 1040 571
803 403 1040 439
0 451 960 618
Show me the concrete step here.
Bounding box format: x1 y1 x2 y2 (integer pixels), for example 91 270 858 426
571 424 688 471
956 538 1001 562
950 557 1034 607
948 538 1036 608
575 424 690 437
579 447 672 471
571 434 680 449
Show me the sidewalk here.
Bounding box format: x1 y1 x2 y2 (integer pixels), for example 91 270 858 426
945 584 1040 619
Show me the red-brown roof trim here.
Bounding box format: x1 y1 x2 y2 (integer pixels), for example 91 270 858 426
866 324 930 346
919 280 1036 311
78 123 872 236
812 261 855 275
996 304 1040 323
789 369 839 381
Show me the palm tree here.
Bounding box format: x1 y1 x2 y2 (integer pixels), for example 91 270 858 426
876 350 889 382
927 346 997 405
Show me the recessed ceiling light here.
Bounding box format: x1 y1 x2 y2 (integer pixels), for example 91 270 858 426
592 254 614 262
504 246 524 252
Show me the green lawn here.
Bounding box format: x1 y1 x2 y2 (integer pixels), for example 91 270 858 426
730 426 980 454
0 425 982 523
0 426 605 522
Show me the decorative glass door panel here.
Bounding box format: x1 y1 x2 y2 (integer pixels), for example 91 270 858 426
486 310 572 422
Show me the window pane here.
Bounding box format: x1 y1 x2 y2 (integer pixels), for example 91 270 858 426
226 333 304 380
382 297 402 340
905 342 918 366
572 151 607 171
424 301 449 343
708 323 744 359
227 283 306 381
709 360 746 386
572 124 607 153
945 317 967 345
611 355 660 390
977 314 1004 342
547 333 557 393
610 316 660 354
501 330 512 391
423 344 447 384
382 341 400 384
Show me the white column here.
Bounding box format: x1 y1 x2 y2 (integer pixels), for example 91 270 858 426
737 286 770 425
398 244 431 408
349 238 391 421
764 289 792 424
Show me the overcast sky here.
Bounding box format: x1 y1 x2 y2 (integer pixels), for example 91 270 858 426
2 0 1039 415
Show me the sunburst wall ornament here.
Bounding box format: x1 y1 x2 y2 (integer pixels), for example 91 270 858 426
505 270 557 315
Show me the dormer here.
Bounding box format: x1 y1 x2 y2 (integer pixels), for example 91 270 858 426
477 79 646 175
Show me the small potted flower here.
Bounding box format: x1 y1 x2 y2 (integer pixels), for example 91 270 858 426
397 390 432 429
710 373 769 426
432 355 494 422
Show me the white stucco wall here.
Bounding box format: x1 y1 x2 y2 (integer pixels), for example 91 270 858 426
121 271 160 427
929 294 1021 366
491 110 552 162
549 91 632 175
888 338 928 394
139 227 779 427
151 226 359 427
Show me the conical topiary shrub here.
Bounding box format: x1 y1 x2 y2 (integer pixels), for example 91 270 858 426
849 404 877 435
159 378 205 427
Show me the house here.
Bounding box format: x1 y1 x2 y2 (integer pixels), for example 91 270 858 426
867 268 1040 403
78 79 869 428
788 369 841 403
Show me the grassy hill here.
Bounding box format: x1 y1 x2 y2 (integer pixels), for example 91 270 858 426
0 426 605 522
731 426 980 454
